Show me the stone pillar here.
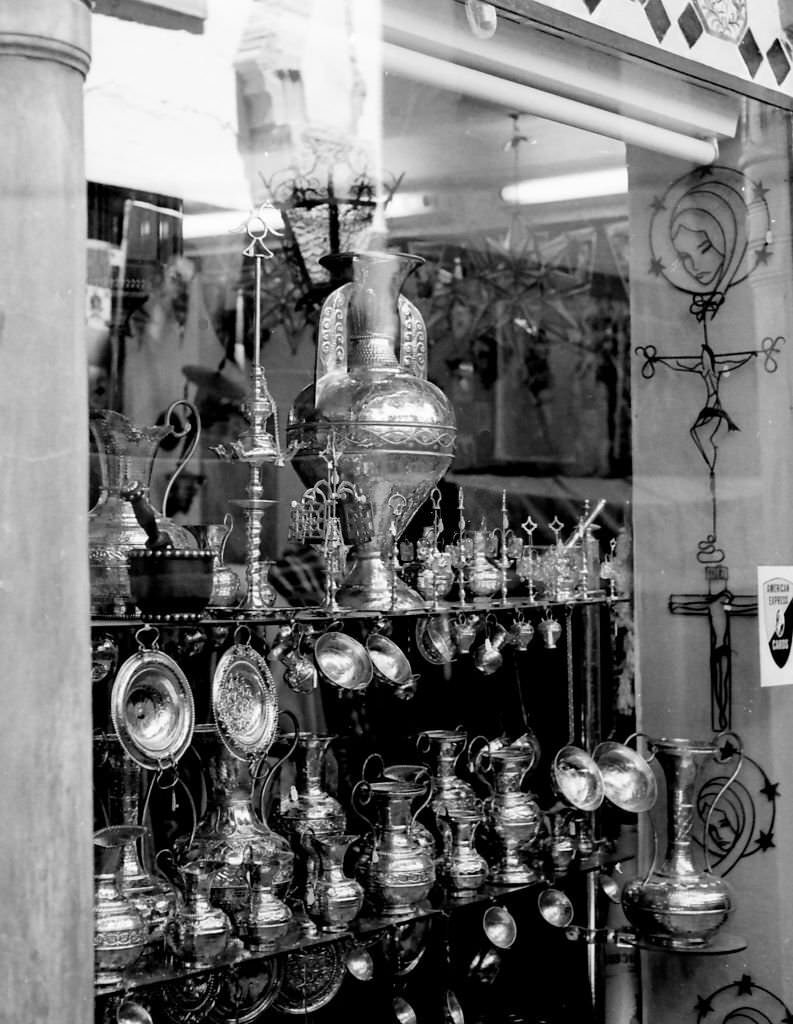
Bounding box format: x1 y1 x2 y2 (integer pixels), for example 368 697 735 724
0 2 93 1022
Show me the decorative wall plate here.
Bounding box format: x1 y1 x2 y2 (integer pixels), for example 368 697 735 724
272 942 346 1015
110 645 194 770
211 639 279 761
212 956 285 1023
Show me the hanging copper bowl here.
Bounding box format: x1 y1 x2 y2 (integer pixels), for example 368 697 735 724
111 643 194 770
314 631 373 691
551 745 604 812
592 740 657 814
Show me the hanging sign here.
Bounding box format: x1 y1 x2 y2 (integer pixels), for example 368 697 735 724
758 566 793 686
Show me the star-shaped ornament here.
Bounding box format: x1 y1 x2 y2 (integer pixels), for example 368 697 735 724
649 256 665 276
752 180 770 201
736 974 754 996
755 245 772 266
756 829 775 852
694 993 714 1016
760 779 780 801
649 195 667 213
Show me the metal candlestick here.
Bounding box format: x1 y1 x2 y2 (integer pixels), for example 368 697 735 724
211 204 285 613
289 434 368 612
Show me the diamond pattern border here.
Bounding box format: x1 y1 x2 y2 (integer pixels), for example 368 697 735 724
564 0 793 97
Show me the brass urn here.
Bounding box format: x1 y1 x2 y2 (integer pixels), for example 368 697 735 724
621 736 740 949
287 251 456 611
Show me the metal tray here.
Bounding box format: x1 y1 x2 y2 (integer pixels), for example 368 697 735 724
211 642 279 762
110 647 195 771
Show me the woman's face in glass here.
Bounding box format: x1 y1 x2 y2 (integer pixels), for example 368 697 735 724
672 223 724 287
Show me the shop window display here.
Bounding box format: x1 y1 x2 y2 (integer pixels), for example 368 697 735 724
6 0 793 1022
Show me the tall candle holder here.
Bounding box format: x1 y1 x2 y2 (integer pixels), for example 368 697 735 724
211 204 285 614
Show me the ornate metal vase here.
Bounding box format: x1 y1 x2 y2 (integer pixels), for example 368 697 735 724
479 748 542 885
416 729 478 818
93 827 148 986
440 808 488 899
169 862 232 967
621 736 738 949
187 744 294 924
287 251 457 611
272 732 346 841
89 408 196 615
306 832 365 933
238 858 293 952
271 731 346 903
354 778 436 916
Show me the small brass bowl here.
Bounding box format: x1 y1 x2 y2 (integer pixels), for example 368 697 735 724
415 615 457 665
551 745 604 812
314 631 373 692
538 888 575 928
128 548 214 621
366 634 413 690
482 905 517 949
593 740 658 813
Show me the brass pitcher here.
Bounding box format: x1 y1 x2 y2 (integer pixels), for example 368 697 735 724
287 251 457 611
476 746 542 885
238 857 293 952
104 749 177 943
185 742 295 926
353 777 436 916
416 728 478 817
305 831 365 933
88 403 199 615
272 732 346 842
93 826 148 986
621 733 742 949
169 861 232 967
439 807 488 900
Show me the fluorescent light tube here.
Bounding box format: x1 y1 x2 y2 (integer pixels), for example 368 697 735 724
383 43 719 166
501 167 629 205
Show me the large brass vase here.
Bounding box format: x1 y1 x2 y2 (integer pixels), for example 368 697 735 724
356 778 436 916
287 251 456 611
621 737 736 949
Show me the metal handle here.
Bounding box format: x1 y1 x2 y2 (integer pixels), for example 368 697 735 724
256 710 300 819
410 767 433 833
623 731 656 763
351 779 376 831
157 399 201 518
218 512 234 565
703 730 743 874
361 753 386 782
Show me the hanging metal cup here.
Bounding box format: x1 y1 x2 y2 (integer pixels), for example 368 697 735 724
592 733 658 814
313 630 373 692
509 613 535 651
537 887 575 928
453 613 479 654
551 745 604 812
538 614 562 649
474 616 509 675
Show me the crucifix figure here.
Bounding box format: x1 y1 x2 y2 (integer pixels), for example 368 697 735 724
669 564 757 730
640 165 781 564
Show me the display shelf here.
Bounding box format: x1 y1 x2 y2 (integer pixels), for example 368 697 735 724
93 879 540 997
90 593 626 631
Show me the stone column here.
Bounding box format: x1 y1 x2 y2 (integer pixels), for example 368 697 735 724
0 2 93 1022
